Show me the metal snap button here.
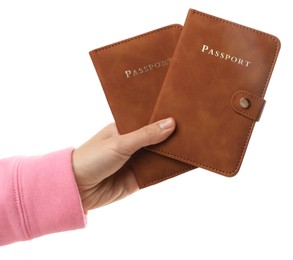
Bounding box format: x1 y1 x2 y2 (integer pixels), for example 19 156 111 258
240 98 250 109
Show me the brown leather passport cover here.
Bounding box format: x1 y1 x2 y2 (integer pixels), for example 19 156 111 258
89 25 195 188
148 9 281 176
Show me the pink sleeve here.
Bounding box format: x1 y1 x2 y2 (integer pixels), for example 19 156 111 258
0 148 86 246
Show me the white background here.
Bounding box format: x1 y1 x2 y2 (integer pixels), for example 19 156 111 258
0 0 292 259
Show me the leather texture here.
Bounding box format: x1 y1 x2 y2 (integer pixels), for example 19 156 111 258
148 9 281 176
89 25 195 188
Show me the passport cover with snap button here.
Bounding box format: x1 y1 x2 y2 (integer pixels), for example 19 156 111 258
89 25 195 188
148 9 281 176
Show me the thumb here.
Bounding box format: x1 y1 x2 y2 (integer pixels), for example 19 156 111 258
117 117 176 155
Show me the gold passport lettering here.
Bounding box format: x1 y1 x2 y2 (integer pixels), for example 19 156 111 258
125 58 172 78
201 44 252 67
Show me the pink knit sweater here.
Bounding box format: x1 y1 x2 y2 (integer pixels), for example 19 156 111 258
0 148 86 246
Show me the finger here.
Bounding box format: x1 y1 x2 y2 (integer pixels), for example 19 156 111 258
115 117 176 156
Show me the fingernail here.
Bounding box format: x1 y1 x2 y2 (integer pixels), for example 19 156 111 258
159 118 175 130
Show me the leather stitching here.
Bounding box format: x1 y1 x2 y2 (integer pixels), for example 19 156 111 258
91 25 193 187
148 10 280 176
91 25 182 54
231 90 264 121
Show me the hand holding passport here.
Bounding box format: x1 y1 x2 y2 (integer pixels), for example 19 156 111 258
89 8 280 188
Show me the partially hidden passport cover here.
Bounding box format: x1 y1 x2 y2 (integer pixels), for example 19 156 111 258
89 25 195 188
148 9 281 176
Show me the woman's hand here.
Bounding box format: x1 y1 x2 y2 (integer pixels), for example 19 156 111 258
72 118 175 211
